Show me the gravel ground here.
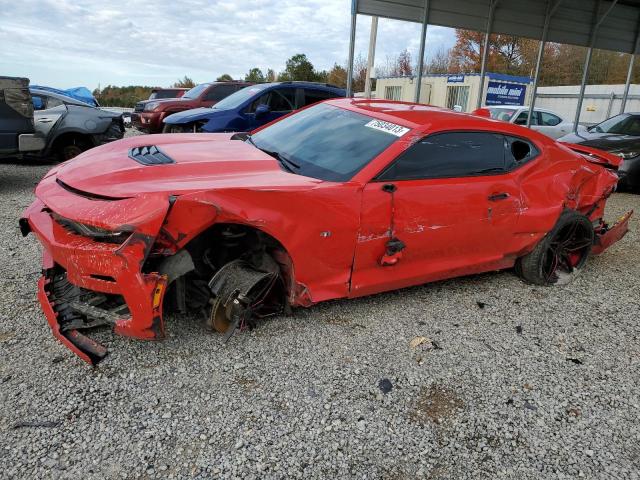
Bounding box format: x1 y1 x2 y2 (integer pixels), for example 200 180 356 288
1 135 639 479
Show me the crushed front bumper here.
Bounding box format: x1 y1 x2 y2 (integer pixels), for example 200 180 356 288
22 198 168 365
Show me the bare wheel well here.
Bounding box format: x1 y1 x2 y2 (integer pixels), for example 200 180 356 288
51 132 95 156
164 223 295 313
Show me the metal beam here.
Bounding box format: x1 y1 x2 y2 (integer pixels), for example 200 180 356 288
527 0 563 127
364 16 378 99
346 0 358 98
620 20 640 113
414 0 430 103
476 0 498 109
573 0 618 133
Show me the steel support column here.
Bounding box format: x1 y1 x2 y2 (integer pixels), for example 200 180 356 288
527 0 563 127
414 0 430 103
364 16 378 99
573 0 618 132
346 0 358 98
620 22 640 113
477 0 498 109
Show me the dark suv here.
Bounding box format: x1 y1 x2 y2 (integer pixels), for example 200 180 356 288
132 81 252 133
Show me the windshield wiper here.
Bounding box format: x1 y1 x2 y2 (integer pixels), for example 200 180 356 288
246 136 300 173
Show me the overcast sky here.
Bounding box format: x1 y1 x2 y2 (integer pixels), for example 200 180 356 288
0 0 456 90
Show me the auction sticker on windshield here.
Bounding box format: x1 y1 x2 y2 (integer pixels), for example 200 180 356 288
365 119 410 137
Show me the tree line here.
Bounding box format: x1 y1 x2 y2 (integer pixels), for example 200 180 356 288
95 32 640 107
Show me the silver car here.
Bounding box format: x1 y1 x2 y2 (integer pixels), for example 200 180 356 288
487 106 583 139
30 88 125 160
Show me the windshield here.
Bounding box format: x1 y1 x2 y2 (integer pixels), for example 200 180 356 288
591 114 640 135
488 108 518 122
182 84 210 99
249 103 403 181
213 84 269 110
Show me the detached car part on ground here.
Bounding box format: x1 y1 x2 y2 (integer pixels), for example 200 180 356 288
559 112 640 191
21 99 632 365
162 81 346 134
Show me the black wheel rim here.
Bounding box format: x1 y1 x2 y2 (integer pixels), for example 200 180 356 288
542 221 593 283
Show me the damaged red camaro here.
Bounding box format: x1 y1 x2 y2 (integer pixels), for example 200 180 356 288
20 99 632 365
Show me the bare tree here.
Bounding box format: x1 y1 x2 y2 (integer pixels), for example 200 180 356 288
426 47 451 74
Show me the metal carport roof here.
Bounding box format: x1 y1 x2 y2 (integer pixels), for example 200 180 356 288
356 0 640 54
346 0 640 131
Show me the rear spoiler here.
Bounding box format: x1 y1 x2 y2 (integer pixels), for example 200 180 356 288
560 142 622 169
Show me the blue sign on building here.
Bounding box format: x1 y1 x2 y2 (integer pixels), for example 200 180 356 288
485 81 526 106
447 75 465 83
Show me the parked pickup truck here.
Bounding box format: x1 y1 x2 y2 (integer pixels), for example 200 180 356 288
131 81 252 133
1 76 125 161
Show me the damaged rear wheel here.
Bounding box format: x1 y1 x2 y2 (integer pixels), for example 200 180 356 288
516 211 594 286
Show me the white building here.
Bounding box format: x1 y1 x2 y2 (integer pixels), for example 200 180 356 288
375 73 533 112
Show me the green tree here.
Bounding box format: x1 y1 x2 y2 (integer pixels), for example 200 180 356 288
245 68 265 83
216 74 233 81
266 69 277 82
327 63 347 88
282 54 316 81
172 76 195 88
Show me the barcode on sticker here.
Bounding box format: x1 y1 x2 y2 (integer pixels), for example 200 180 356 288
365 119 410 137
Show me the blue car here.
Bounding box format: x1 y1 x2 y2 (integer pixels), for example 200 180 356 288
162 81 345 133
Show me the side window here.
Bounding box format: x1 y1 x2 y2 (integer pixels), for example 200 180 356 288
46 97 64 109
302 89 336 107
32 95 45 111
623 116 640 135
268 88 295 112
539 112 561 126
248 93 270 113
378 132 506 181
504 135 539 169
514 111 538 125
205 84 237 101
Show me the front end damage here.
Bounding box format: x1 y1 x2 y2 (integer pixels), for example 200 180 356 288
21 192 172 365
21 175 290 366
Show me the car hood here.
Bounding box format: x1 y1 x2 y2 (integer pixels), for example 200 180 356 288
558 131 640 152
50 133 320 198
139 97 200 109
164 107 226 124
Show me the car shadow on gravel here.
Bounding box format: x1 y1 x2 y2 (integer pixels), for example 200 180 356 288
0 157 57 193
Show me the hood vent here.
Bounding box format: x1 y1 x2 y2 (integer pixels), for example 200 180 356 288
128 145 175 166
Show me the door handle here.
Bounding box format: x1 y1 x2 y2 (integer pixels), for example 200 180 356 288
38 118 53 123
488 192 509 201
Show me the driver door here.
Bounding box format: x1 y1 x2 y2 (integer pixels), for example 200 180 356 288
33 95 66 139
350 131 523 297
246 87 296 129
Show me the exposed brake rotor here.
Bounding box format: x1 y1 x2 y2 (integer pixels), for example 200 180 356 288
207 259 282 340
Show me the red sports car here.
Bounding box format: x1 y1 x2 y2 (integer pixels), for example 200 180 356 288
21 99 632 365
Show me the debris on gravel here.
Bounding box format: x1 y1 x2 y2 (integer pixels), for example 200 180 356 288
0 146 639 479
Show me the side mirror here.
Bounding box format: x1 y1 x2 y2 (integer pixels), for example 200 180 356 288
255 104 270 118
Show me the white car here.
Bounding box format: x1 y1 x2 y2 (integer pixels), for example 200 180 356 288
486 106 580 139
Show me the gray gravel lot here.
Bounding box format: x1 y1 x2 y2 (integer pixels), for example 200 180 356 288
1 137 639 479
